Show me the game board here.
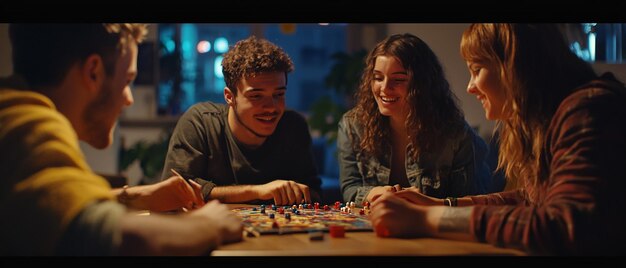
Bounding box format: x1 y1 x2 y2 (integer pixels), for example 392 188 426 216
232 205 372 235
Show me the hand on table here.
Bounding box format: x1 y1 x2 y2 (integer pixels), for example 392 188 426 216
254 180 311 205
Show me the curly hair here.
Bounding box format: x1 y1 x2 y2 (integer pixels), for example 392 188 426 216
9 23 148 89
460 24 596 196
221 36 294 95
353 33 465 161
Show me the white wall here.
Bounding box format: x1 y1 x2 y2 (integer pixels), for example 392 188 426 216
593 63 626 82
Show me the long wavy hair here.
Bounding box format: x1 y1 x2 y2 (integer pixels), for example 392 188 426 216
460 24 596 198
353 33 464 161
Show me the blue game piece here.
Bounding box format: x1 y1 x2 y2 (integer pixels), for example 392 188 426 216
285 213 291 220
252 207 257 211
269 213 275 219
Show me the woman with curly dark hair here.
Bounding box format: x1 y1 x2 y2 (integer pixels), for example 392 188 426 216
337 33 497 206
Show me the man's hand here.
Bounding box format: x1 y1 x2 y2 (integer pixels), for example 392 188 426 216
253 180 311 205
125 176 205 212
189 200 243 245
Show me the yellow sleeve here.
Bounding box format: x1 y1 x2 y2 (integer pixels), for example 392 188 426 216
0 89 114 255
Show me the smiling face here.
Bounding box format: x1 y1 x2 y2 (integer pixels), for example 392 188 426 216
225 71 286 146
465 60 507 120
372 55 410 120
83 40 137 149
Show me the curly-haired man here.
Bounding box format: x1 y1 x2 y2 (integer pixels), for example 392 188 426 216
162 36 322 205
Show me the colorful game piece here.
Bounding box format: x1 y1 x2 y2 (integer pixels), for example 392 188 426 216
375 225 390 237
298 204 304 210
329 225 345 238
334 201 340 210
285 213 291 220
308 230 324 241
272 221 279 229
314 202 320 210
359 209 365 215
278 207 285 214
269 213 275 219
260 207 266 214
252 207 257 211
323 205 330 211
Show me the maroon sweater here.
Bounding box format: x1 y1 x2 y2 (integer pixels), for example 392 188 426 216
469 77 626 255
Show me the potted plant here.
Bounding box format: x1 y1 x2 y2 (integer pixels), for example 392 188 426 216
118 132 171 185
308 49 367 144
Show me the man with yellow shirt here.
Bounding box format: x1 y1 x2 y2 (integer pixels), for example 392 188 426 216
0 24 242 255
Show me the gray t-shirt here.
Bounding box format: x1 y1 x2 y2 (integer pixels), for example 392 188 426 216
161 102 322 202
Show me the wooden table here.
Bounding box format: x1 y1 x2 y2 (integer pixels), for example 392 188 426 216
211 204 526 256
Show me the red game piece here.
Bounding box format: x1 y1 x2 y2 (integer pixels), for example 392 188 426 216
272 221 279 229
328 225 345 238
359 209 365 215
314 202 319 210
323 205 330 211
375 225 390 237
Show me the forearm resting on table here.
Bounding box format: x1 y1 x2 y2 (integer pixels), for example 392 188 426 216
210 185 259 203
209 185 321 204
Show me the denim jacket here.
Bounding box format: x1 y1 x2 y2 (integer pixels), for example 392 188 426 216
337 112 494 205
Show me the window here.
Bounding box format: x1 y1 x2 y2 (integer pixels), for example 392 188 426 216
156 23 348 115
565 23 624 63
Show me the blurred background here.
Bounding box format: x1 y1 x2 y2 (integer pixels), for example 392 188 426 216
1 23 624 202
